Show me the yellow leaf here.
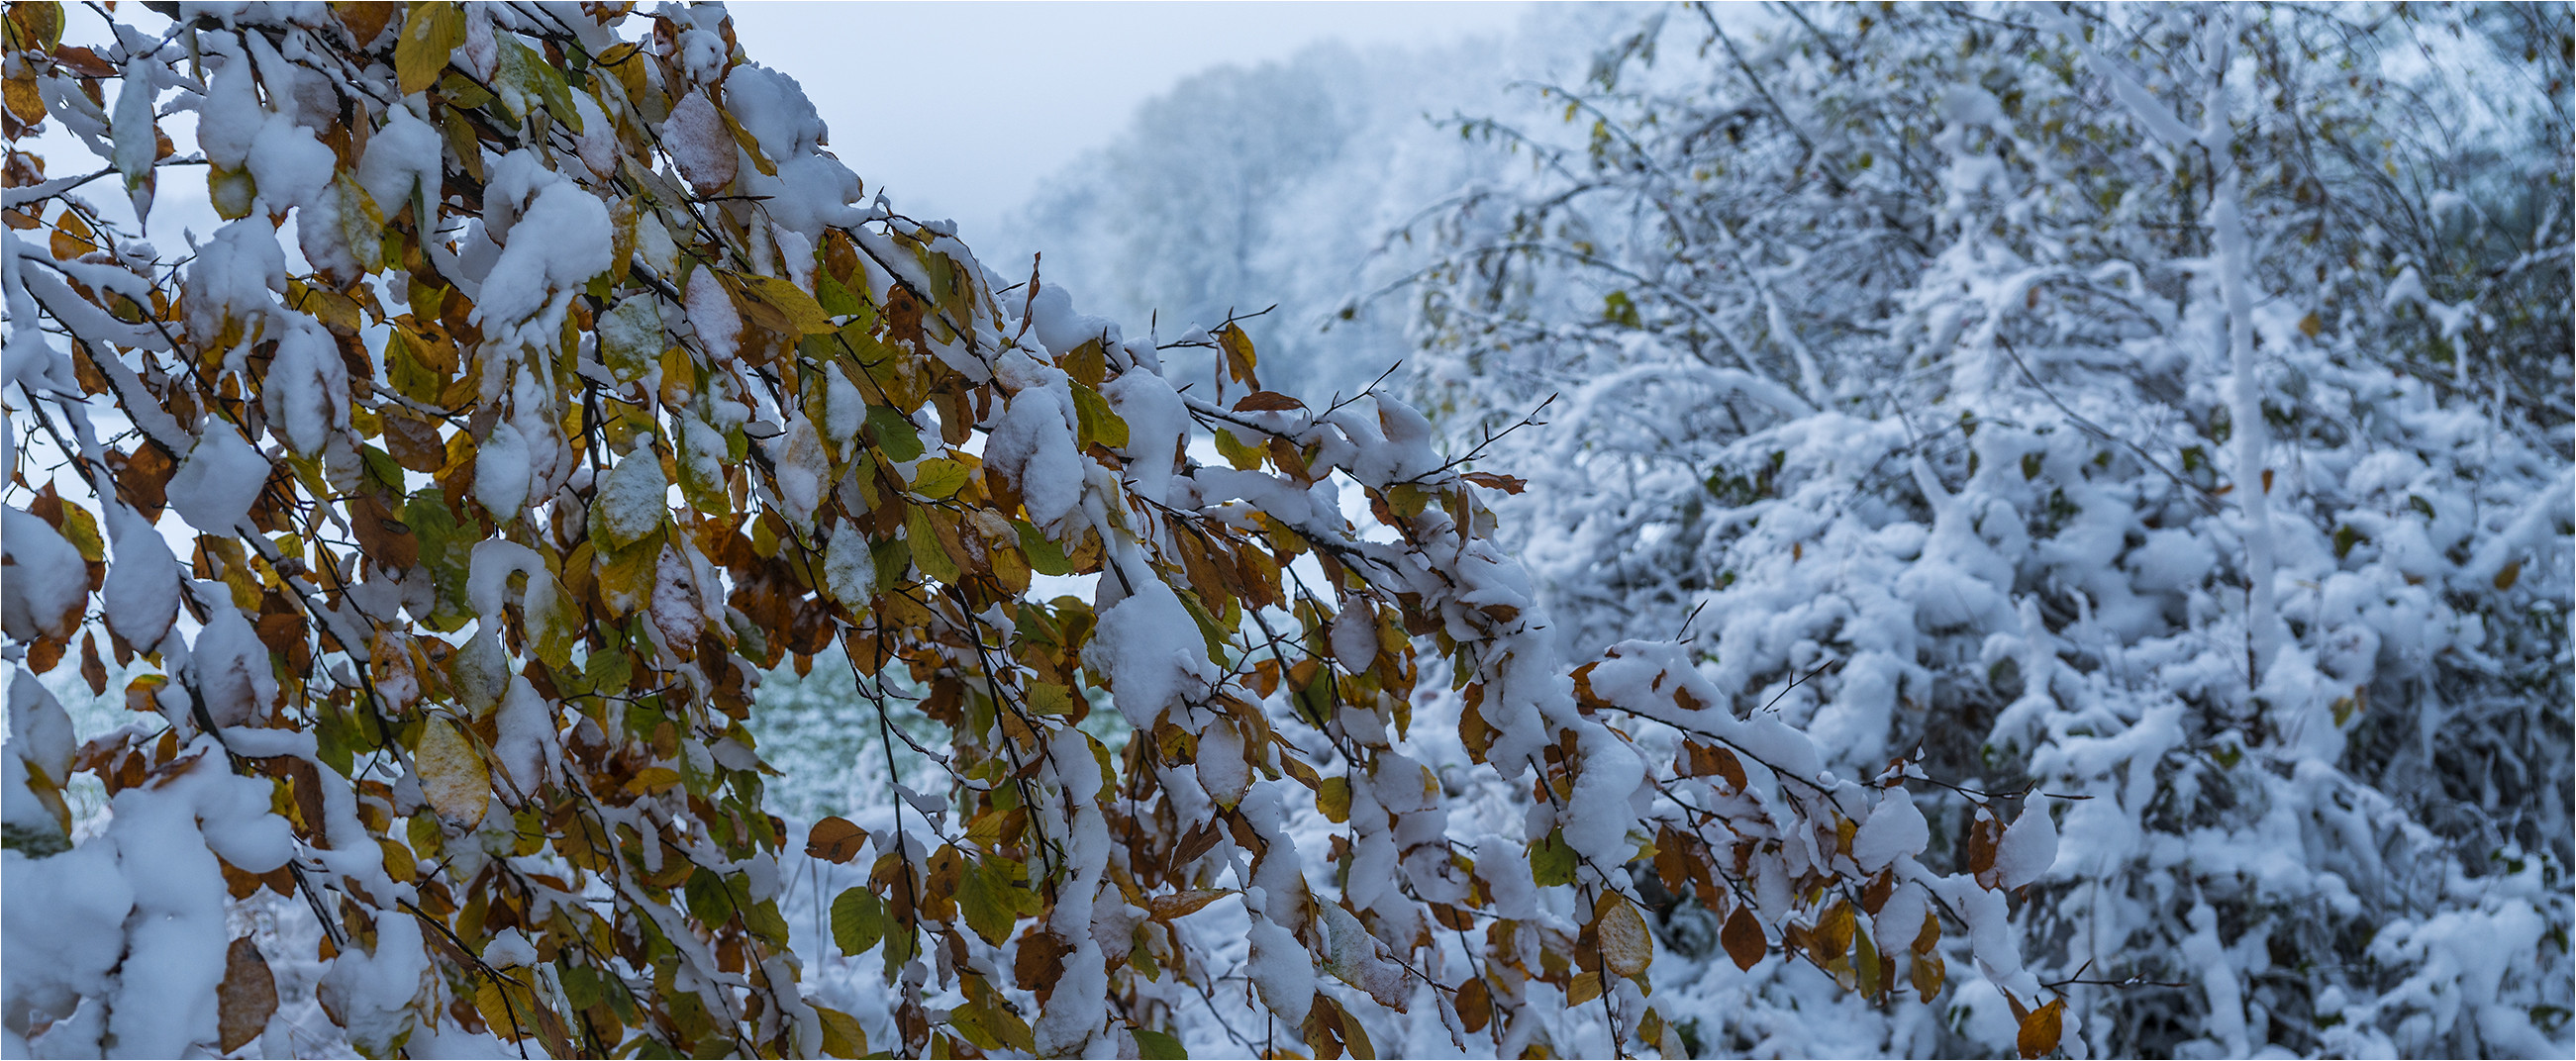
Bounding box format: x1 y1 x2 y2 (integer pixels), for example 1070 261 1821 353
1592 894 1654 979
2018 998 2064 1059
1567 970 1602 1006
909 457 969 500
741 274 835 335
625 766 682 796
416 717 490 824
396 2 465 96
1316 776 1351 823
817 1006 869 1059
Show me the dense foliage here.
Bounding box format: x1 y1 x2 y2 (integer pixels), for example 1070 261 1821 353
1407 2 2572 1056
0 2 2031 1058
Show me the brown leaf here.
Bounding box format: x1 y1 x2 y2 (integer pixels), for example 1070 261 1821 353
79 630 106 696
1013 931 1067 995
1455 976 1492 1032
1967 810 2002 884
1230 390 1305 412
351 494 419 570
1721 904 1766 971
1461 471 1527 495
331 1 396 46
218 936 278 1051
1144 889 1231 922
110 443 174 521
805 817 866 863
1710 746 1747 792
2017 998 2065 1059
2494 558 2522 591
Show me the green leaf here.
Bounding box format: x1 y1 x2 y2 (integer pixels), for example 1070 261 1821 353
867 405 924 462
1133 1027 1188 1060
909 458 969 500
1027 681 1079 717
830 887 883 956
1213 428 1263 470
815 272 867 318
597 297 663 382
1531 827 1576 887
958 860 1036 945
905 507 960 585
1017 521 1073 575
1070 381 1130 449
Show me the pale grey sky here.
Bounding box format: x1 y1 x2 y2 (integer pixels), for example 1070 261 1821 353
727 1 1532 241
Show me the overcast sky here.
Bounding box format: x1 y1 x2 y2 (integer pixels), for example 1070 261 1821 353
728 2 1531 241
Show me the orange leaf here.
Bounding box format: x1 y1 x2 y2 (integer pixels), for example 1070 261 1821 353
806 816 867 863
2018 998 2065 1058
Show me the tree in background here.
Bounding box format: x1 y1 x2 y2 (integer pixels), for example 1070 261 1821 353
0 3 2020 1058
1412 2 2570 1055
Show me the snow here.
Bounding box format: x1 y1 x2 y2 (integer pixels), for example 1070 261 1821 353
471 155 615 346
595 447 669 545
1850 788 1929 872
163 425 271 535
261 321 348 456
1080 567 1215 729
685 265 742 362
663 89 739 193
355 104 446 219
473 423 533 520
1 509 86 641
246 116 335 213
1994 799 2059 891
986 354 1086 530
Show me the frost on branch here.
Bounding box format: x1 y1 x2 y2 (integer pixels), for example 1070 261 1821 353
0 2 2008 1058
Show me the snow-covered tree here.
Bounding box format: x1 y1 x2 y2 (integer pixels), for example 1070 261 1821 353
1005 10 1642 405
1 3 2023 1058
1411 2 2572 1055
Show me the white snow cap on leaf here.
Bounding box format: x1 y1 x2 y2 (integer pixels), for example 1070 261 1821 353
262 321 348 456
1026 284 1120 357
316 913 432 1055
472 152 614 344
1082 570 1218 729
246 115 335 212
101 500 179 649
1 508 86 641
475 423 533 520
493 675 557 793
164 424 269 535
181 218 287 346
354 103 446 220
685 265 742 362
987 355 1085 530
188 588 278 727
1996 798 2059 890
724 63 828 160
1851 787 1931 872
662 88 739 193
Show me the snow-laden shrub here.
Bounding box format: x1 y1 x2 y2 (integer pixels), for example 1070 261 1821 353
1411 3 2573 1056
